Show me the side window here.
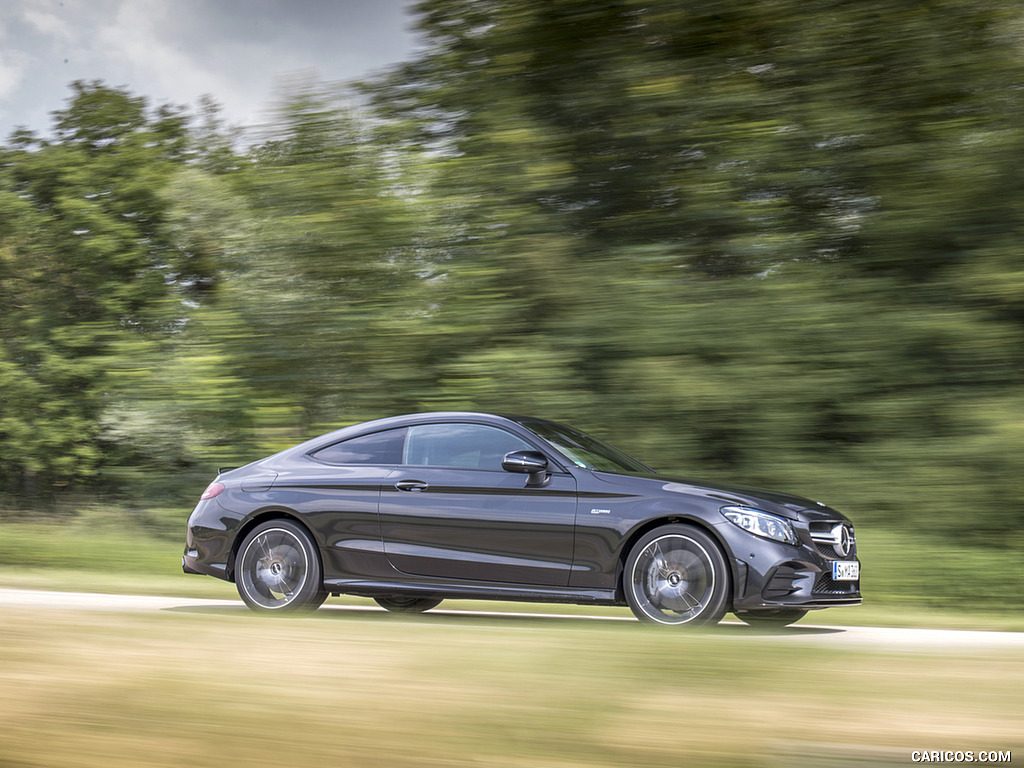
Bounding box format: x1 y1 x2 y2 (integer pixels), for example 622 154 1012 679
311 428 407 465
404 423 532 471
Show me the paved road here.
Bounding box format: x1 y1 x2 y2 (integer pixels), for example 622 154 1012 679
2 587 1022 650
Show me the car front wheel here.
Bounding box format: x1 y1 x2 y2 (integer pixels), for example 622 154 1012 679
236 520 327 613
624 524 730 626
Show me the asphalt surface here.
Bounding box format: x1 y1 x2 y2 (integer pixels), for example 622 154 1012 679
2 587 1022 649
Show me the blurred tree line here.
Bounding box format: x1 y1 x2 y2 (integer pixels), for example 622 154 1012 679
2 0 1023 546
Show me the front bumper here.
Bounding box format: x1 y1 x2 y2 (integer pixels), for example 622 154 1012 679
731 558 862 611
715 518 862 612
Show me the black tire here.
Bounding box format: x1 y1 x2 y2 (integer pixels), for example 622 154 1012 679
235 519 328 614
735 608 808 627
624 524 730 626
373 596 443 613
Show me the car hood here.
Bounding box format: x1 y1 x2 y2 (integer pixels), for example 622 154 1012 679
592 471 843 521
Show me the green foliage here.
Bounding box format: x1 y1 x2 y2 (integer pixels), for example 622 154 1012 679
1 83 178 498
0 82 240 501
2 0 1024 583
359 0 1024 546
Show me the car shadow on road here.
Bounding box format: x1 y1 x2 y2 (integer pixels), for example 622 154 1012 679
161 603 843 635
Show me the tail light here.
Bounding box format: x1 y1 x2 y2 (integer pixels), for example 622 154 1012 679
200 482 226 500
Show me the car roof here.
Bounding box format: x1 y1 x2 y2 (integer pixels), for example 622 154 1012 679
278 411 533 458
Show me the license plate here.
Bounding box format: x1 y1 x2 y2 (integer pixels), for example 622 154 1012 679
832 561 860 581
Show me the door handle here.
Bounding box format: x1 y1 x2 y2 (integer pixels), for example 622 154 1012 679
395 479 429 492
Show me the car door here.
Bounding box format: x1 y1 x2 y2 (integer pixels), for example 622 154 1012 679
378 422 578 586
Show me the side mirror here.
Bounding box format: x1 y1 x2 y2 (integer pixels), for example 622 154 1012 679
502 450 550 486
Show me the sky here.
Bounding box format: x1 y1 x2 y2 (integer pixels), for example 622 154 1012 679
0 0 419 140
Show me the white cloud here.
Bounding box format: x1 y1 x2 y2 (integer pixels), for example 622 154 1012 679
22 8 74 41
0 52 25 99
96 0 234 98
89 0 292 127
0 0 417 138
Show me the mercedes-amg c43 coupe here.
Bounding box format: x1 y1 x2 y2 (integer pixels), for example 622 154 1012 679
183 412 861 626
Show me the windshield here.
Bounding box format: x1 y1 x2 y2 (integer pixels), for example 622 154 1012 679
515 418 653 474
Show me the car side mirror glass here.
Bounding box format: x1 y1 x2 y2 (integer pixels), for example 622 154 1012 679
502 450 550 486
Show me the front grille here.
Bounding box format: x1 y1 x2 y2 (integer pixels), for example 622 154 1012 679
814 572 860 595
808 520 857 559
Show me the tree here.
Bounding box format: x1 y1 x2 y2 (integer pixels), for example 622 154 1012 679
0 82 205 500
358 0 1024 541
225 78 433 431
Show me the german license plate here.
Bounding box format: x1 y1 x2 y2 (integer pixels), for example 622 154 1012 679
832 561 859 581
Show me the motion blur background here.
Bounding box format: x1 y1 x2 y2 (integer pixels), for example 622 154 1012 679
2 0 1024 610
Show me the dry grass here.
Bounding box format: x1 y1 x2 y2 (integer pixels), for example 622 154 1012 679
0 602 1020 768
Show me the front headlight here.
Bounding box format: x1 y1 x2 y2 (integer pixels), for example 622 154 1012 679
720 506 797 545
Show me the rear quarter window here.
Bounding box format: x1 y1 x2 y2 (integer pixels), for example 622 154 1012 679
310 428 407 465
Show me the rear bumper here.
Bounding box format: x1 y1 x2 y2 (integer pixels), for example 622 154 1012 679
182 549 230 580
182 498 236 581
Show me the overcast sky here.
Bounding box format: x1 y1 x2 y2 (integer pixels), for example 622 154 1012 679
0 0 419 140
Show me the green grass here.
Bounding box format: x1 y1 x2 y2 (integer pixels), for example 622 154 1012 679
0 602 1020 768
1 506 1020 766
2 507 1023 630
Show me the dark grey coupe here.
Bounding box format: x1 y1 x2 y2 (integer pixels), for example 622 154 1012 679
183 412 861 626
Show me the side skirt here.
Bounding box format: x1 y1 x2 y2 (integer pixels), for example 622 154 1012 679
323 578 620 606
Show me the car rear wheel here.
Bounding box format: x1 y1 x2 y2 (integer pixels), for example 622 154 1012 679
373 596 443 613
236 520 327 613
735 608 808 627
624 525 730 626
